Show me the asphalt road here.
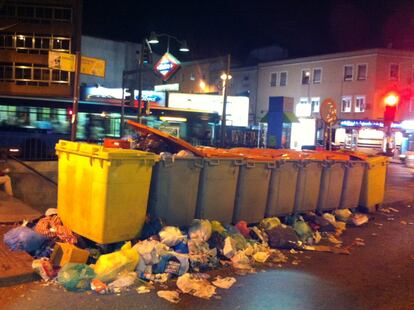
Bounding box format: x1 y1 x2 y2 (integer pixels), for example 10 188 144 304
1 164 414 310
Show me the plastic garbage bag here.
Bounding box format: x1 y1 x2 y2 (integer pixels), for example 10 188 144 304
140 216 165 240
133 239 168 265
34 215 77 244
211 221 227 235
108 271 137 293
152 253 189 276
231 233 248 251
231 251 251 270
252 251 270 263
259 217 281 231
159 226 186 247
293 219 314 243
207 231 225 253
266 225 301 249
57 263 96 291
4 226 46 252
223 237 237 259
176 273 216 299
93 242 139 283
189 219 212 241
172 241 189 254
335 209 352 222
235 221 251 238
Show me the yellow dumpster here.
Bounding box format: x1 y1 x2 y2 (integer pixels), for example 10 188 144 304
55 140 157 244
359 156 388 212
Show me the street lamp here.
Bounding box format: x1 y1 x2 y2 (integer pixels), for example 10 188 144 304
220 54 232 147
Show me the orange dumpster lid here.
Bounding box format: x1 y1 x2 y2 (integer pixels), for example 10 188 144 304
127 120 205 157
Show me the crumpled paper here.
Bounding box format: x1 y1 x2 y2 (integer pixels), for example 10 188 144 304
176 273 216 299
157 290 181 303
212 276 236 289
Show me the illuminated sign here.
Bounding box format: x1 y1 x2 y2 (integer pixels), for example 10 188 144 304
154 52 181 81
154 83 180 92
339 120 401 129
168 93 249 127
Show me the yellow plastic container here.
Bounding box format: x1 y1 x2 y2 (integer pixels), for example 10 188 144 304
359 156 388 212
55 140 157 244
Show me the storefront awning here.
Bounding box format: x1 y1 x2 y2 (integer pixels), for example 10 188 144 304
260 112 299 123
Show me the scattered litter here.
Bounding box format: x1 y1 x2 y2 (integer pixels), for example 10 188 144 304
408 205 412 208
353 238 365 246
136 285 152 294
91 279 108 294
352 214 369 226
371 233 377 236
157 290 181 304
335 209 352 222
159 226 186 247
291 260 300 265
328 234 343 245
374 223 383 226
400 221 407 225
108 272 137 293
303 245 351 255
57 263 96 291
253 251 270 263
176 273 216 299
32 258 56 281
212 276 236 289
387 218 395 221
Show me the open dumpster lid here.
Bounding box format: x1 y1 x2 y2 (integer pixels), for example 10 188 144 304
127 120 205 157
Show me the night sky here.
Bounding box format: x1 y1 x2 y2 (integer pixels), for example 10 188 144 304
83 0 414 62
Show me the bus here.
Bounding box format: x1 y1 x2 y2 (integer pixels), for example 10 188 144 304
0 95 220 160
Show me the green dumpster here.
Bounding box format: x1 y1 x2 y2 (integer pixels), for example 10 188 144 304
317 160 346 211
339 161 365 209
294 160 323 213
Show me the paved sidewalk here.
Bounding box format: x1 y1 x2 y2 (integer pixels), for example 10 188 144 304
0 192 41 224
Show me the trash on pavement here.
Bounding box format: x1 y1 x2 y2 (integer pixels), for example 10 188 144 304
157 290 181 304
334 209 352 222
107 271 137 293
90 279 108 294
351 214 369 226
212 276 236 289
235 221 251 238
223 236 236 258
253 251 270 263
152 253 189 276
136 284 153 294
34 215 77 244
303 245 351 255
211 221 227 235
50 242 89 267
176 273 216 299
159 226 186 247
231 251 251 270
57 263 96 291
32 258 57 281
189 219 212 241
293 218 314 243
259 217 281 231
45 208 58 216
188 239 218 271
4 226 46 252
265 225 301 249
133 239 168 265
93 242 139 283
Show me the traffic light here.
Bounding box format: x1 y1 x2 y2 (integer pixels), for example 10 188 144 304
383 92 399 123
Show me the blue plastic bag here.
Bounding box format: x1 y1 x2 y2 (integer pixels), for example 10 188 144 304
4 226 46 252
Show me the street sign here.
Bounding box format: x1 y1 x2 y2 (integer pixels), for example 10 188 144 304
320 98 338 124
48 52 106 77
48 51 76 72
80 56 106 78
154 52 181 81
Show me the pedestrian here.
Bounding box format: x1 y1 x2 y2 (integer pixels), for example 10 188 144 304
0 150 13 196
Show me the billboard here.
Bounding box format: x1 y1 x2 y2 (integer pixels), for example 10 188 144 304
168 93 249 127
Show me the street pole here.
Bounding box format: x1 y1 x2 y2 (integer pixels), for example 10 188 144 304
120 71 125 137
221 54 231 147
137 41 144 123
70 0 82 141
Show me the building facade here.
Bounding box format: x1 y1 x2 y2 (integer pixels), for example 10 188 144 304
257 49 414 150
0 0 77 98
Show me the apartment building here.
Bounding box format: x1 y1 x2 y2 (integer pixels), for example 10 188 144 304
0 0 78 98
257 49 414 150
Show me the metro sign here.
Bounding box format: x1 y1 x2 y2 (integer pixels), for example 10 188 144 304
154 52 181 81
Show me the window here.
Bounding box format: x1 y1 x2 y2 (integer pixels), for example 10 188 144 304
311 97 320 113
296 97 312 117
301 69 310 84
313 68 322 84
270 72 277 87
341 96 352 112
390 63 399 81
279 71 287 86
355 96 365 113
357 64 367 80
344 65 353 81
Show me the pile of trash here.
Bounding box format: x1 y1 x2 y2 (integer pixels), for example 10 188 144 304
3 207 369 303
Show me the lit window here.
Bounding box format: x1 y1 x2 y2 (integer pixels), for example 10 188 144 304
341 96 352 112
311 97 320 113
270 72 277 87
344 65 353 81
355 96 365 112
313 68 322 84
357 64 367 80
301 69 310 85
279 71 287 86
296 97 312 117
390 63 399 81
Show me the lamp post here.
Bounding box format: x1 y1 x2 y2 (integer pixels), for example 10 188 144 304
220 54 232 147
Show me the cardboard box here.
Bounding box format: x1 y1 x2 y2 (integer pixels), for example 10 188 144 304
50 242 89 267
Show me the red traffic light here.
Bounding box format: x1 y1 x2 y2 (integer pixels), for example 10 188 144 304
384 92 399 106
